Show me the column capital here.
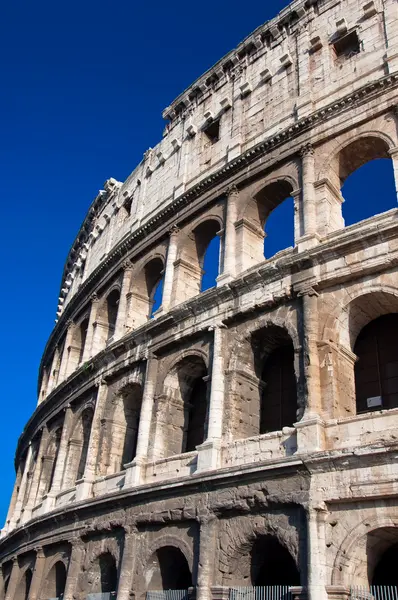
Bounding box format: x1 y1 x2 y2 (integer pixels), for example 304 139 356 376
122 259 133 271
225 184 239 197
296 283 319 298
90 292 100 304
34 546 45 558
300 142 314 158
168 224 180 237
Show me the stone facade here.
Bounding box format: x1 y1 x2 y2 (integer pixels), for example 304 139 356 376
2 0 398 599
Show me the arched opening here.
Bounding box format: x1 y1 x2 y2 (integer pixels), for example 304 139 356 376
63 407 93 487
78 317 89 363
260 345 297 433
160 355 208 457
250 536 300 586
372 543 398 586
42 561 67 599
354 314 398 414
147 546 192 590
47 427 62 492
174 219 220 303
129 257 164 328
338 137 396 227
105 383 143 474
237 180 294 273
105 289 120 342
201 234 221 292
88 552 118 596
15 569 32 600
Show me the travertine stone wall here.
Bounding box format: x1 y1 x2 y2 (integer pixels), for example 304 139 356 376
2 1 398 600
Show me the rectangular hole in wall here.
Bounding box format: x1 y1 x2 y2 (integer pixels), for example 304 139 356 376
203 120 220 144
333 30 360 59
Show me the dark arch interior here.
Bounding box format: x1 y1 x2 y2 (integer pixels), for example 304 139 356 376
372 543 398 586
106 289 120 341
99 553 118 593
78 317 89 363
55 561 67 597
77 408 94 480
354 314 398 414
156 546 192 590
260 345 297 433
250 535 300 586
184 375 208 452
120 383 142 467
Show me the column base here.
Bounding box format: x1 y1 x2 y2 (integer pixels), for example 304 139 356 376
325 586 350 600
297 233 321 252
196 439 221 473
125 456 146 487
295 416 326 453
216 272 234 287
210 587 230 600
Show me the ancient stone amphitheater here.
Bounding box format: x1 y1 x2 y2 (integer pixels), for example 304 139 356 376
2 0 398 599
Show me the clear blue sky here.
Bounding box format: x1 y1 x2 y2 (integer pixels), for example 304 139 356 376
0 0 396 524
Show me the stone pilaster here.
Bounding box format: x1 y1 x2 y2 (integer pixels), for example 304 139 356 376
389 147 398 203
114 262 134 340
43 406 74 508
125 355 158 486
82 294 100 363
306 504 328 600
76 382 108 501
4 559 19 600
63 540 85 600
58 322 75 383
115 525 137 600
28 548 46 600
160 226 179 312
197 325 225 472
217 186 238 284
196 514 218 600
10 445 33 529
298 144 319 250
22 427 49 522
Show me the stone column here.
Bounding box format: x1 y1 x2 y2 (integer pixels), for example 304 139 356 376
28 548 46 600
295 286 324 452
114 262 134 340
76 382 108 501
10 445 33 528
217 186 238 285
63 540 85 600
116 526 137 600
4 558 19 600
0 568 5 600
389 147 398 202
196 514 218 600
197 325 225 472
58 322 75 383
298 144 318 250
22 427 49 522
82 294 100 363
43 406 74 509
306 504 328 600
161 226 179 312
125 356 158 486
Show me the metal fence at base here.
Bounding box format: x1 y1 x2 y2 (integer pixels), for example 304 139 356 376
351 586 398 600
146 590 190 600
86 593 117 600
229 587 293 600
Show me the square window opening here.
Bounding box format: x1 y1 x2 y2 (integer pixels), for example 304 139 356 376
333 30 360 59
204 120 220 144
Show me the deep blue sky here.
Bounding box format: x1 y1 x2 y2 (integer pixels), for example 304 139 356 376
0 0 396 524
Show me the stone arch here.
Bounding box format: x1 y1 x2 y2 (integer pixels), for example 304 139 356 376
14 566 33 600
154 354 209 458
227 314 301 440
70 315 90 368
129 255 165 328
96 285 122 347
220 514 302 587
236 176 296 269
35 426 62 502
99 381 143 475
41 559 68 599
332 516 398 587
62 405 94 488
172 215 222 303
85 551 118 595
144 534 194 591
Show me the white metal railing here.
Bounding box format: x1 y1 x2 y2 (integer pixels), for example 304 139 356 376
351 586 398 600
86 593 117 600
146 591 190 600
229 587 293 600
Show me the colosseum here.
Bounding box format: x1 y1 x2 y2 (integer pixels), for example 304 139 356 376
2 0 398 599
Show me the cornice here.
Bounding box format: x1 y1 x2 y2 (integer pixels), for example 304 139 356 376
40 71 398 391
